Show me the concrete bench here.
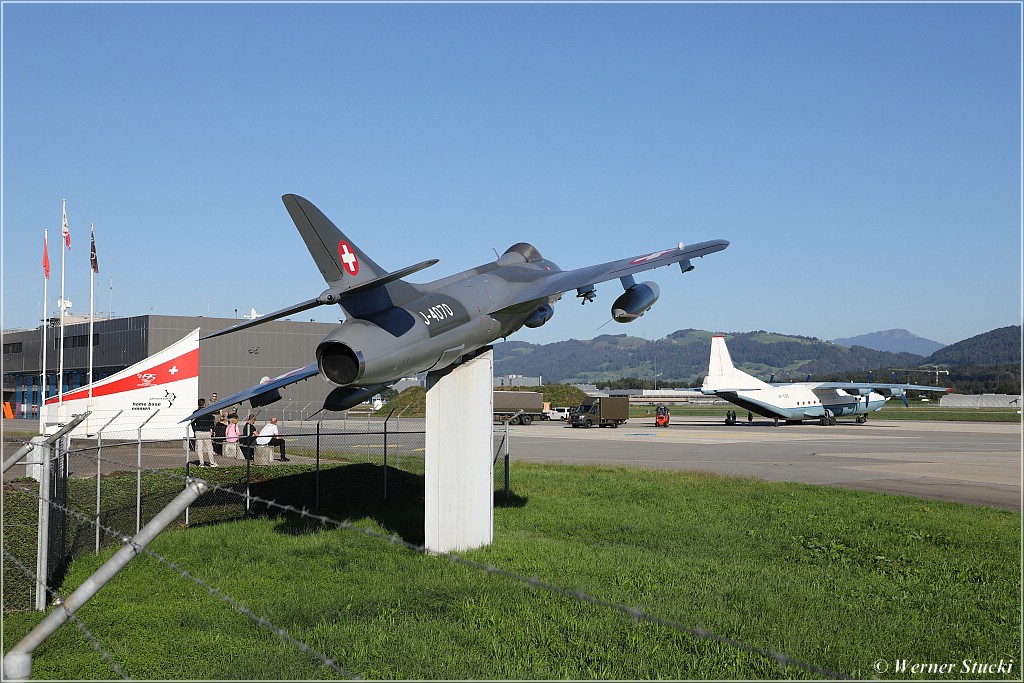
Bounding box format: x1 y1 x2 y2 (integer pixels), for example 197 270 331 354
254 445 274 465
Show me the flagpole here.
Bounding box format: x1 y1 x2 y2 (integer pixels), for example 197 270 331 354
39 229 49 434
88 223 96 431
58 199 67 407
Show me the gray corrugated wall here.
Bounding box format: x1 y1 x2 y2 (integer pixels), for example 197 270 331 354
147 315 341 411
4 314 349 416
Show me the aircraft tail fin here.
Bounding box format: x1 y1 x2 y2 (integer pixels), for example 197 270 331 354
702 336 772 392
707 335 737 378
202 194 430 340
283 194 387 287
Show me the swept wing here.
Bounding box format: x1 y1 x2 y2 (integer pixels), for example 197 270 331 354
809 381 950 404
810 382 951 393
499 241 729 307
183 362 319 423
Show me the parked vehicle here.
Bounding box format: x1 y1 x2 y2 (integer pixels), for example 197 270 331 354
570 396 629 428
493 391 546 425
546 406 571 421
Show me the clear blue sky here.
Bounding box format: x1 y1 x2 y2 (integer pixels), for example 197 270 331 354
3 2 1020 348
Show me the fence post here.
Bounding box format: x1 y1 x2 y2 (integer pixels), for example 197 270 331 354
58 443 67 583
3 478 209 682
136 409 160 533
245 443 251 516
396 406 409 468
504 418 511 501
95 410 124 554
383 408 395 501
184 429 192 526
34 439 51 612
315 418 322 510
6 413 90 612
3 412 89 476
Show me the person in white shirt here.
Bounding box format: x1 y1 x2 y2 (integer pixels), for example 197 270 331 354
256 417 288 461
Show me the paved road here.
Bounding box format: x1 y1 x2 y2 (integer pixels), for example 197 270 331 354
505 417 1022 510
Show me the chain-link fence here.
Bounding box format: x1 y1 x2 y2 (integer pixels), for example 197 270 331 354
3 421 513 614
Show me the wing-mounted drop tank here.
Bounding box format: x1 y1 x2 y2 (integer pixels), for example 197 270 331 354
611 281 660 323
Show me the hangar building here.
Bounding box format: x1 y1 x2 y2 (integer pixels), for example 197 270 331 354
2 314 341 421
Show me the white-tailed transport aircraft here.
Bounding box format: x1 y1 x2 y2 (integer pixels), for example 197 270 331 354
701 335 951 425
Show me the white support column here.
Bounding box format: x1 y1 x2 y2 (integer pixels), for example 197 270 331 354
424 349 494 553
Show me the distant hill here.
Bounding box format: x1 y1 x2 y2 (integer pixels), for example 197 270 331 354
493 329 925 385
832 329 945 356
923 325 1021 367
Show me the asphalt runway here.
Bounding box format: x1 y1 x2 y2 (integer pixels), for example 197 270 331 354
505 416 1022 510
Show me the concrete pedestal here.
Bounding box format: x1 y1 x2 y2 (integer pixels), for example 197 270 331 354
424 349 494 553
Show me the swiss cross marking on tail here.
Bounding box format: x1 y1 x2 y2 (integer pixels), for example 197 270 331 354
338 241 359 276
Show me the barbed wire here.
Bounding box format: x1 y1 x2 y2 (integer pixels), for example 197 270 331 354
2 548 128 680
2 480 358 680
38 445 847 679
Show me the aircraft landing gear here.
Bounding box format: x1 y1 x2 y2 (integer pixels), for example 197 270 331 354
856 414 867 424
819 410 837 426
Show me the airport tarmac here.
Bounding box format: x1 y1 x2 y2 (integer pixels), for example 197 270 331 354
505 416 1022 510
5 415 1020 510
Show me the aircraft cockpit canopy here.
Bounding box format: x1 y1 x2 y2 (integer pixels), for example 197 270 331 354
502 242 544 264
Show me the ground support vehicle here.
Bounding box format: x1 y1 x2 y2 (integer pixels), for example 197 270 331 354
655 405 670 427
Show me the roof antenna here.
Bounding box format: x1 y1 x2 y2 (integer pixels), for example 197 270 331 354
492 247 500 258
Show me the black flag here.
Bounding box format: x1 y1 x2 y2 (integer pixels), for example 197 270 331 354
90 224 99 273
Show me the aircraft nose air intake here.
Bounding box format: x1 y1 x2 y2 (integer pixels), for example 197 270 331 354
317 342 363 386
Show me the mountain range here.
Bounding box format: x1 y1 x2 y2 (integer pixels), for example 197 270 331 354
831 329 945 356
492 325 1021 388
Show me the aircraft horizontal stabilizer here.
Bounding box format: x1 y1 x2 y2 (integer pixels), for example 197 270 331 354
201 300 323 340
201 259 439 340
320 259 438 301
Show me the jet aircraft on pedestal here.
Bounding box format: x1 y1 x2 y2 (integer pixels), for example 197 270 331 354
186 194 729 421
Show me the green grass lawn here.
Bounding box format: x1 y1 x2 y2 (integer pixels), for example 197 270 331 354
3 459 1019 680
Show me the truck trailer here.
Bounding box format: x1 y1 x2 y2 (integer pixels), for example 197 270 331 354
569 396 629 428
493 391 547 425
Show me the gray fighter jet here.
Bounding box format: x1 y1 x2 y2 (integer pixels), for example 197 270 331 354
185 194 729 421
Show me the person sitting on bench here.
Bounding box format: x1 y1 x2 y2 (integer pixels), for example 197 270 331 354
256 417 288 462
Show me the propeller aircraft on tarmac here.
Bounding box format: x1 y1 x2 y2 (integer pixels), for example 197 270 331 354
701 335 951 425
186 194 730 421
